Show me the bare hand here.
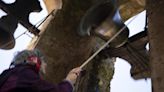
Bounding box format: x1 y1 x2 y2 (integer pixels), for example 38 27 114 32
65 67 82 85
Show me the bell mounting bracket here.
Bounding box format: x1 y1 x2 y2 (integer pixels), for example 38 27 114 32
0 0 42 36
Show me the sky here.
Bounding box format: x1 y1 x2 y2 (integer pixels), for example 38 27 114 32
0 0 47 73
0 0 151 92
110 11 152 92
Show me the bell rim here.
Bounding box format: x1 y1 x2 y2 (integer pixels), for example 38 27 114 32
0 30 15 50
78 1 117 36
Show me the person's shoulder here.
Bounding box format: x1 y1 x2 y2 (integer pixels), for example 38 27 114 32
15 65 40 79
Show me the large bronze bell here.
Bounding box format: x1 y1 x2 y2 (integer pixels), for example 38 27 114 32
0 14 18 50
78 1 129 48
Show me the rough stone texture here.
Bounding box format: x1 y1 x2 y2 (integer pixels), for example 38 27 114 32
146 0 164 92
72 36 115 92
74 54 115 92
27 0 146 92
118 0 145 21
97 58 115 92
36 0 92 83
33 0 97 83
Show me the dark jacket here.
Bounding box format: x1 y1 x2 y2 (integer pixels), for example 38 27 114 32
0 65 73 92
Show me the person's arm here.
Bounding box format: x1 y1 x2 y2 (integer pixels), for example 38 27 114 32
44 67 82 92
65 67 82 86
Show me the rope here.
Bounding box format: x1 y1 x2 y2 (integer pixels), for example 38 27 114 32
80 14 139 69
74 14 141 92
25 32 33 38
27 9 58 49
75 13 143 92
35 9 56 28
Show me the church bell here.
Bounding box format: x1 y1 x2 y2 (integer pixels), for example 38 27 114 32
78 1 129 48
0 15 18 50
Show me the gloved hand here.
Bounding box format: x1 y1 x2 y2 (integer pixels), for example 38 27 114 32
65 67 82 85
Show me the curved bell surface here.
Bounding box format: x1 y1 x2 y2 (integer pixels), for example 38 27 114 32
0 15 18 50
78 1 129 48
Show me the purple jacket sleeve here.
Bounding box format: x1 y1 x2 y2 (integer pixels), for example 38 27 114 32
52 80 73 92
35 79 73 92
